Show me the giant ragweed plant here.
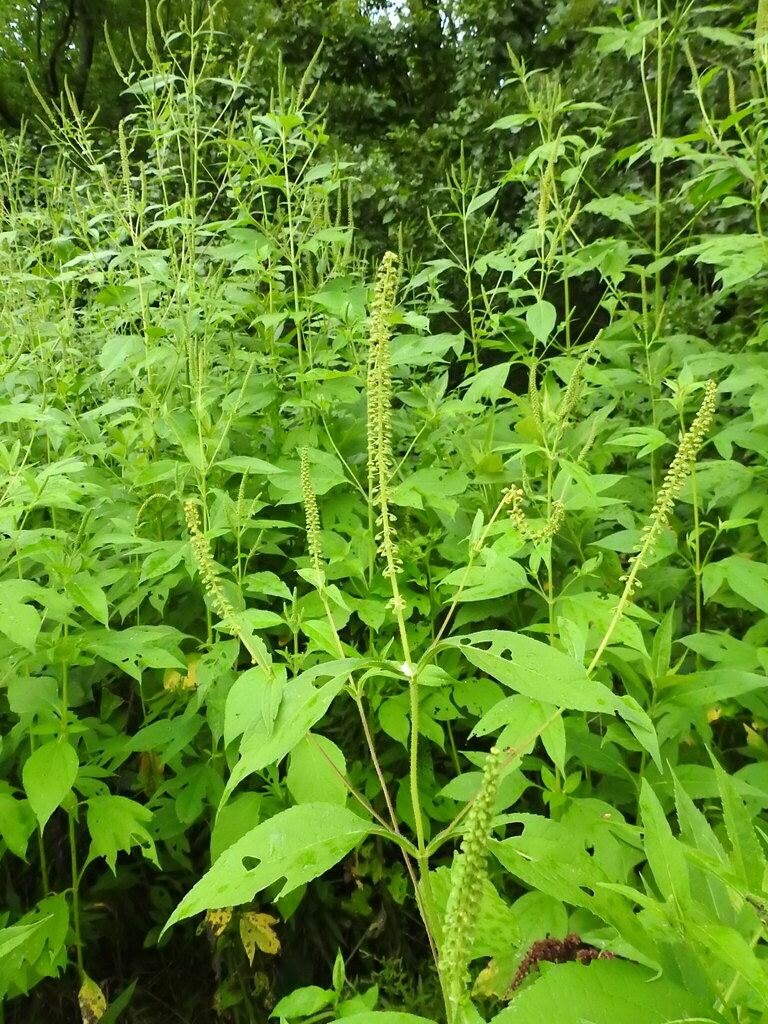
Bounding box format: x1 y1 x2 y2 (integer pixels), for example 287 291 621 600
5 5 768 1023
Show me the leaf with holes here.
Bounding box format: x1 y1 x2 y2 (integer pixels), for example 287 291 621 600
163 804 381 932
442 631 659 766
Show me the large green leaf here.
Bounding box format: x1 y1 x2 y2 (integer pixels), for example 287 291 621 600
443 631 659 766
490 819 656 966
684 913 768 1005
0 793 36 858
86 795 159 872
164 804 379 932
83 625 187 682
224 664 285 746
222 660 360 804
712 755 766 892
22 740 78 829
526 300 557 343
444 632 612 710
272 985 334 1018
0 919 52 961
0 917 58 1001
286 734 348 807
639 779 690 907
673 775 732 922
703 556 768 614
0 894 69 999
489 959 727 1024
0 580 42 650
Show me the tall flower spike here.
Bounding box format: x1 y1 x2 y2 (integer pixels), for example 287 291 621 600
537 128 561 236
185 499 266 669
366 252 403 594
577 414 601 464
441 748 502 1021
300 447 324 580
556 333 601 437
528 360 543 431
588 380 718 674
367 251 399 495
620 380 718 596
185 500 240 631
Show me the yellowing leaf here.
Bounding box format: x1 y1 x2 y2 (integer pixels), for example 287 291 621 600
163 668 182 691
205 907 233 940
472 953 517 999
183 657 198 690
744 723 768 754
78 976 106 1024
240 911 280 962
164 657 198 692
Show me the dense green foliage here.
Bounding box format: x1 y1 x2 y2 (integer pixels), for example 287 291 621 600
2 2 768 1023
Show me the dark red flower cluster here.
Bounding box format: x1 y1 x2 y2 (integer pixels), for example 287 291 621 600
506 934 616 995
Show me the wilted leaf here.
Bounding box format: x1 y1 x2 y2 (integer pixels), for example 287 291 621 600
78 976 106 1024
